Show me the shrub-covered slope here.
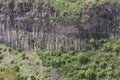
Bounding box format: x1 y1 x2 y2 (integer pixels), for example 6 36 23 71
0 0 120 80
40 38 120 80
0 45 47 80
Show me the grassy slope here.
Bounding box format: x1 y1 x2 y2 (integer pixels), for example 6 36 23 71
0 44 48 80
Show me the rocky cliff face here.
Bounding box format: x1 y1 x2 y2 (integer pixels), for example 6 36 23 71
0 0 78 35
0 0 120 51
78 2 120 39
0 0 49 31
1 0 119 38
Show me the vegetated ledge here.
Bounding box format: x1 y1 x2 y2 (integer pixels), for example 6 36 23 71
40 38 120 80
49 0 120 23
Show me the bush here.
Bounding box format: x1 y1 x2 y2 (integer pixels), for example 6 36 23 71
77 53 90 64
11 65 20 72
98 69 106 78
0 67 5 72
50 50 62 56
40 42 120 80
3 48 7 52
30 75 36 80
16 73 23 80
21 53 26 60
102 42 112 51
99 62 107 69
10 60 15 64
0 77 4 80
0 54 3 60
0 48 2 51
16 49 22 53
85 69 96 80
102 39 120 52
114 69 120 77
78 70 85 79
8 48 12 52
107 71 113 76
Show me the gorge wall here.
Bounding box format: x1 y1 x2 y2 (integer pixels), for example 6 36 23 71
0 0 120 51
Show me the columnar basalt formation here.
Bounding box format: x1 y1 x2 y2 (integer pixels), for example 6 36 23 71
0 0 120 51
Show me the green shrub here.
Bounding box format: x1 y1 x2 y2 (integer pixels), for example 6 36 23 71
11 65 20 72
98 69 106 78
0 48 2 51
50 50 62 56
8 48 12 52
21 53 26 60
40 40 120 80
0 54 3 60
16 73 23 80
114 69 120 77
30 75 36 80
10 60 15 64
0 67 5 72
3 48 7 52
99 62 107 69
102 39 120 52
0 51 2 54
102 42 112 51
78 70 85 79
16 49 22 53
107 71 113 76
85 69 96 80
0 77 4 80
77 53 90 64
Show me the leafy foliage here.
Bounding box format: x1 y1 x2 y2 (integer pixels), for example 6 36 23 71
40 38 120 80
0 44 47 80
102 39 120 52
49 0 120 22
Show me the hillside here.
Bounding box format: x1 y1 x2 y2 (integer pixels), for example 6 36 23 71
0 0 120 80
40 38 120 80
0 44 48 80
0 38 120 80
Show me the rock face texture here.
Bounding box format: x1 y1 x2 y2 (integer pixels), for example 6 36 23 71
78 2 120 39
0 0 120 51
0 0 50 31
